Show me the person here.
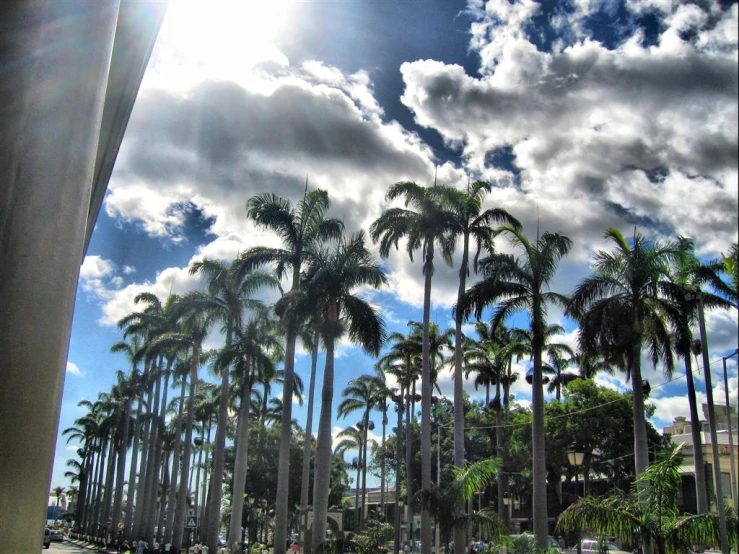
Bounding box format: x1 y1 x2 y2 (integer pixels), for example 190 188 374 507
468 540 478 554
291 542 300 553
558 536 566 549
136 536 148 554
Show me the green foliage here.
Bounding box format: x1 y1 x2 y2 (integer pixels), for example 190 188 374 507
556 445 731 554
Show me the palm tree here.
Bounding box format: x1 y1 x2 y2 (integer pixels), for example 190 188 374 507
567 229 679 484
371 181 457 554
338 374 380 531
417 459 506 551
461 223 572 548
335 424 364 530
436 179 519 553
298 326 320 546
243 189 343 554
223 306 281 545
303 230 386 553
557 445 737 554
186 259 273 550
377 328 422 545
109 337 145 540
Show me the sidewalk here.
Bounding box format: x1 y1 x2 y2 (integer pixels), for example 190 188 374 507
65 536 117 554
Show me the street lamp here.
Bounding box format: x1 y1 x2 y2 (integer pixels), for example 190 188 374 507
567 448 584 554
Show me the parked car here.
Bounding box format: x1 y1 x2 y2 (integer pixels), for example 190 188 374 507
43 528 51 549
579 539 631 554
50 529 65 542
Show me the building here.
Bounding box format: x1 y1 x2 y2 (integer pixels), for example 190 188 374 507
662 404 738 512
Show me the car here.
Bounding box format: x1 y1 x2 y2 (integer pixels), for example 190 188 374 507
43 528 51 549
579 539 631 554
50 529 65 542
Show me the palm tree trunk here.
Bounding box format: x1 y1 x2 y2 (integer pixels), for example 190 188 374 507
405 381 414 547
133 366 153 539
157 454 170 544
299 335 319 546
111 400 131 535
144 361 170 543
165 379 186 544
124 399 142 541
361 412 370 531
420 245 434 554
173 373 197 550
204 355 231 551
683 354 708 513
273 321 298 554
496 380 506 526
531 299 549 549
380 409 387 521
394 392 404 554
228 376 253 545
311 333 336 554
92 438 109 535
454 232 470 554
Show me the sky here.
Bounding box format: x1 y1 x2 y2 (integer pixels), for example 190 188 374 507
52 0 739 492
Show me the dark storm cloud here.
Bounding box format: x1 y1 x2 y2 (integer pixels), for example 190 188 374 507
121 80 429 188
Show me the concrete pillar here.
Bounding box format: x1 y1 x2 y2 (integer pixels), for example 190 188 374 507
0 2 120 552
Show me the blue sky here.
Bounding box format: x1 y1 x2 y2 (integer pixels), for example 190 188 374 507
53 0 738 491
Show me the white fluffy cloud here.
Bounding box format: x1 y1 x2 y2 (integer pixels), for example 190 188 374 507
66 361 85 377
401 0 738 261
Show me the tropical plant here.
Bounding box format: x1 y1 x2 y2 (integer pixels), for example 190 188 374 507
556 445 738 554
435 180 520 552
567 228 680 484
243 189 343 554
417 458 506 551
371 180 457 554
461 223 572 548
303 230 386 553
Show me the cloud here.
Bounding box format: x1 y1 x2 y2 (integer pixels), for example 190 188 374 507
66 361 85 377
400 0 738 261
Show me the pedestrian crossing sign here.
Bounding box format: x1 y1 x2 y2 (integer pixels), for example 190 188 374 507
185 515 198 529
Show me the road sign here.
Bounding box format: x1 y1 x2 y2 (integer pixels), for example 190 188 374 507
185 515 198 529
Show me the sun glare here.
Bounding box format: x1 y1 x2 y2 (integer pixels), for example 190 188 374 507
148 0 295 91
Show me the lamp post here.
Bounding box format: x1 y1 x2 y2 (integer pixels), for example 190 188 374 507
722 349 738 507
502 492 511 525
693 291 730 554
567 449 584 554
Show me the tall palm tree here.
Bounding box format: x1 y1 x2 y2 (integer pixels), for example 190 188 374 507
663 238 733 517
461 223 572 548
567 228 679 484
303 230 386 553
436 180 519 553
371 181 456 554
377 328 422 544
223 306 281 545
335 424 364 529
186 259 273 550
243 189 343 554
338 374 380 531
109 337 145 540
298 326 320 546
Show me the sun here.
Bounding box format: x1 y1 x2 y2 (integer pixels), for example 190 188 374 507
149 0 296 90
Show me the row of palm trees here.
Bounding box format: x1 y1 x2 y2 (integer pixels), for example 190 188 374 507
63 181 737 554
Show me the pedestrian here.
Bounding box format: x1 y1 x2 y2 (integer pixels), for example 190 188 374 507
136 536 149 554
558 536 566 549
291 542 300 553
468 540 478 554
